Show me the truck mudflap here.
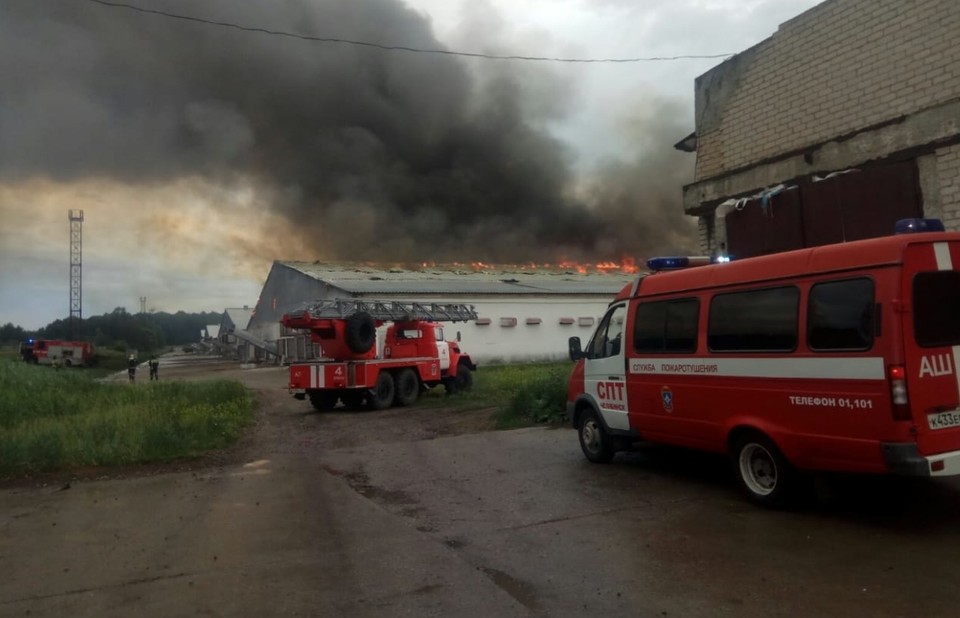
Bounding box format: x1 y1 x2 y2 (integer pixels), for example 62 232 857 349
881 442 960 476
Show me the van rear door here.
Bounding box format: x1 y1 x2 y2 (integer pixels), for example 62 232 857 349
902 240 960 459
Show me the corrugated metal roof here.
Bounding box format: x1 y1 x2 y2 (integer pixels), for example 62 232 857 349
224 307 253 330
280 261 637 295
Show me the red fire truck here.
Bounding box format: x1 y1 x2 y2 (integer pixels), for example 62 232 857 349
19 338 96 367
283 300 478 411
567 217 960 507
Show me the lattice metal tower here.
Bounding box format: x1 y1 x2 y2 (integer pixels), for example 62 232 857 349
69 209 84 336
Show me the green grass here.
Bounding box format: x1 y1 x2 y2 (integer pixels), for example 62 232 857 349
0 359 254 477
417 361 573 429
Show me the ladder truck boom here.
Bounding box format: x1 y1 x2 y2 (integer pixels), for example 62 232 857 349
284 299 478 326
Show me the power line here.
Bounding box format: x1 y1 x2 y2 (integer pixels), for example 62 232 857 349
84 0 734 64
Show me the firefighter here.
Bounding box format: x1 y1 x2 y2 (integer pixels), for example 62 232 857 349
148 357 159 381
127 354 137 383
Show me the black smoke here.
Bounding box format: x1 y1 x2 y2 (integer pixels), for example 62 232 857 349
0 0 695 262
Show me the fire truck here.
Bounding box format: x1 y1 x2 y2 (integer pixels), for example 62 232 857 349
19 338 96 367
567 218 960 507
282 300 478 411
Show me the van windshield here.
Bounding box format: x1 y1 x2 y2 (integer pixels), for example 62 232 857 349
914 271 960 347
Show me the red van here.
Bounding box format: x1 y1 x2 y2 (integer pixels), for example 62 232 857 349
567 219 960 507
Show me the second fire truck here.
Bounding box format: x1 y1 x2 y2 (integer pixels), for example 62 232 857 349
283 300 478 411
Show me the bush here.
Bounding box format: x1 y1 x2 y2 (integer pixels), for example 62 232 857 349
491 363 571 429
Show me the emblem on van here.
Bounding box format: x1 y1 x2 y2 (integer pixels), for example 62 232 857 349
661 386 674 413
920 353 954 378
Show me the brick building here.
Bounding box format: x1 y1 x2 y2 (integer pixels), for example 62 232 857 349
679 0 960 258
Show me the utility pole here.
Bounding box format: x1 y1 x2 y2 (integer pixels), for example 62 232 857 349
69 209 84 339
140 296 147 314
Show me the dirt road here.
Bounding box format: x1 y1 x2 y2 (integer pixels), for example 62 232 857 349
3 355 960 617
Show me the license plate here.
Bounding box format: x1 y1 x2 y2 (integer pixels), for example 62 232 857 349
928 410 960 431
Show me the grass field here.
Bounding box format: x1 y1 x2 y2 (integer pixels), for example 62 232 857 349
417 361 573 429
0 356 572 477
0 359 254 477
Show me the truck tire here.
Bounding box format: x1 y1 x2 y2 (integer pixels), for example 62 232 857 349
448 361 473 393
578 408 615 463
368 371 395 410
393 369 420 407
732 433 809 508
308 390 338 412
345 311 377 354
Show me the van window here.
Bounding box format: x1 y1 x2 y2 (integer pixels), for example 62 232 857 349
708 287 799 352
808 278 875 351
914 271 960 347
634 299 699 353
586 304 626 359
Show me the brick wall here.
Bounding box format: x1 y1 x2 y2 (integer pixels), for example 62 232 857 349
938 144 960 229
695 0 960 180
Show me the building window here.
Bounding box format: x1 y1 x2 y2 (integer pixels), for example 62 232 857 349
708 286 799 352
500 317 518 327
559 317 575 325
475 317 492 326
525 317 542 325
579 317 595 327
808 278 875 351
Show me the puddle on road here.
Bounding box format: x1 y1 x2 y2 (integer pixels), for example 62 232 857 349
336 468 422 515
478 566 541 611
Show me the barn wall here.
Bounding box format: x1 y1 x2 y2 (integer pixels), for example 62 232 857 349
247 262 329 344
247 265 623 364
693 0 960 181
443 296 611 364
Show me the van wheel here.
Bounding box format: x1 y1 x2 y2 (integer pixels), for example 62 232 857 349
368 372 395 410
732 434 806 508
578 409 615 463
393 369 419 407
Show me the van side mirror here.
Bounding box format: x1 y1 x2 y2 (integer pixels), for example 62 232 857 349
568 336 583 361
456 331 461 342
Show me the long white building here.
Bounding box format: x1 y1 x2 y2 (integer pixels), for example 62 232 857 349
245 261 636 364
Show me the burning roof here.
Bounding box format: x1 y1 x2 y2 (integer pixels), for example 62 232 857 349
280 260 641 296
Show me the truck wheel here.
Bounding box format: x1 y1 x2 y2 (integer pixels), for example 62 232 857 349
308 390 338 412
578 409 615 463
445 362 474 394
345 312 377 354
368 372 395 410
732 433 807 508
393 369 420 407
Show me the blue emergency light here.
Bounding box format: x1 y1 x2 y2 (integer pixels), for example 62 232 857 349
895 218 945 234
646 256 727 271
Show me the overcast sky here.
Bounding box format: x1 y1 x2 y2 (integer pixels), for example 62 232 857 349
0 0 821 330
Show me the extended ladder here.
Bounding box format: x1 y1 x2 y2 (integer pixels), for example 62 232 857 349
289 299 479 323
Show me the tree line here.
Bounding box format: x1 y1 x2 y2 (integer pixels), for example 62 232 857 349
0 308 222 352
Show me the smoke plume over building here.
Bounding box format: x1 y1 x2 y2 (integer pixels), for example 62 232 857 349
0 0 697 266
